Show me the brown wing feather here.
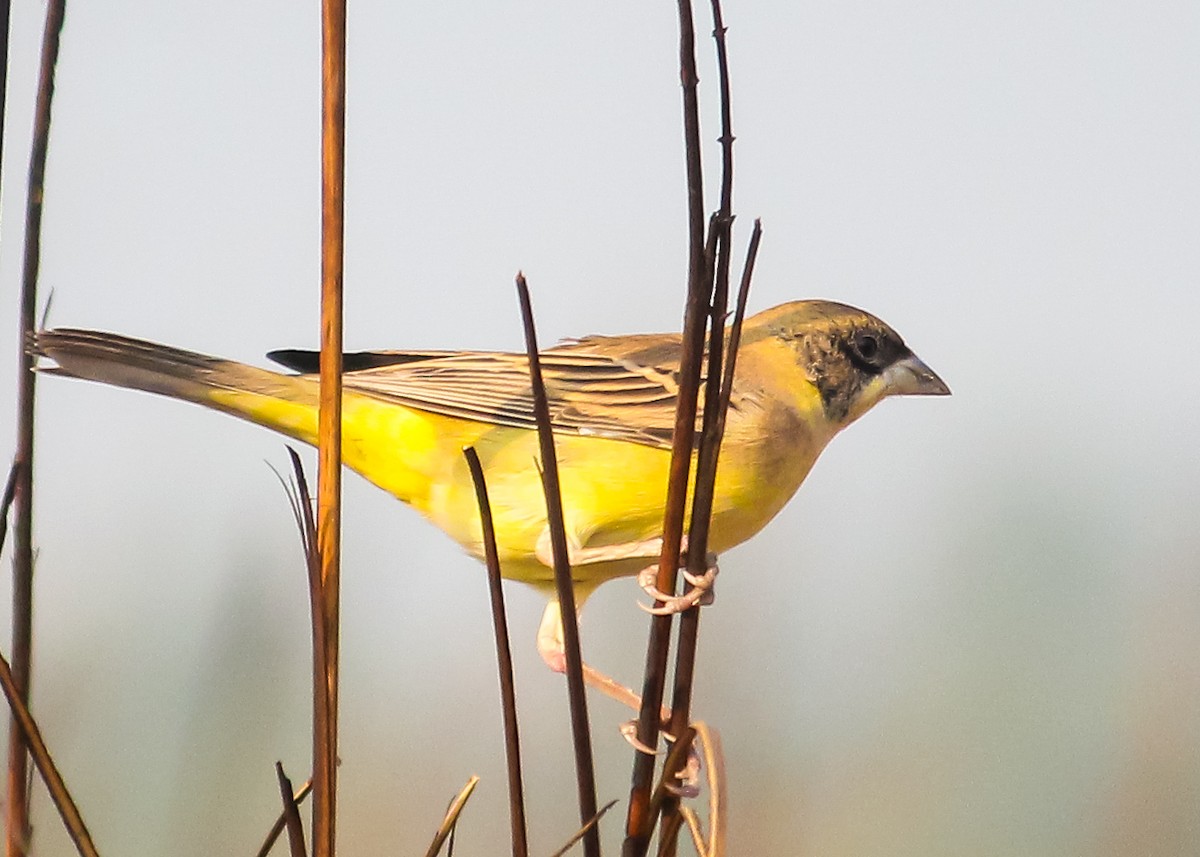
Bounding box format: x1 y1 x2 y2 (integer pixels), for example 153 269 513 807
338 335 693 448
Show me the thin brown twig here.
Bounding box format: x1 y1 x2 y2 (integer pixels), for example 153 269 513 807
658 219 731 851
547 800 619 857
421 775 479 857
660 234 758 857
274 762 308 857
654 812 686 857
623 0 712 852
255 777 314 857
0 649 99 857
8 1 67 852
514 273 600 857
314 0 346 852
462 447 529 857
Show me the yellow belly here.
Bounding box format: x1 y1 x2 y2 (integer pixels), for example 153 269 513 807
208 385 826 594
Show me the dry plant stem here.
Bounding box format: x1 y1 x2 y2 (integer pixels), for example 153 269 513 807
659 221 728 850
696 723 726 856
547 800 618 857
657 226 758 840
652 729 700 854
672 0 739 719
255 777 314 857
286 446 331 857
8 3 66 854
679 810 707 857
0 461 21 558
422 776 479 857
462 447 529 857
661 25 748 833
661 234 758 851
514 274 600 857
654 813 686 857
623 0 710 853
0 651 98 857
0 1 10 171
709 0 735 218
314 0 346 854
274 763 308 857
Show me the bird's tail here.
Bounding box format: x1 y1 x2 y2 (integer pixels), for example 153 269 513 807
31 328 322 440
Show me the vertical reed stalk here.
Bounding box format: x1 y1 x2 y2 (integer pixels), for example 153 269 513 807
7 2 66 853
314 0 346 853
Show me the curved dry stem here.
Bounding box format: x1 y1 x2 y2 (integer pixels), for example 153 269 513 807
463 446 529 857
422 775 480 857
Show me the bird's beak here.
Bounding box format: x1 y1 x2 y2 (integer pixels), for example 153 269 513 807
884 354 951 396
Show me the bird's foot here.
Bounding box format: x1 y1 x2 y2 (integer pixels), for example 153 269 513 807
664 732 703 798
620 720 662 756
637 552 719 615
617 723 702 797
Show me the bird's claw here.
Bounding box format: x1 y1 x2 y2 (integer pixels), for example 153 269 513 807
637 553 719 615
620 720 663 756
665 748 702 799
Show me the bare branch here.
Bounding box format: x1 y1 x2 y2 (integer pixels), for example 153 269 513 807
514 274 600 857
463 446 529 857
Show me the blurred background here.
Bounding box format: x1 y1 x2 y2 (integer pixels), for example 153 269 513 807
1 1 1197 854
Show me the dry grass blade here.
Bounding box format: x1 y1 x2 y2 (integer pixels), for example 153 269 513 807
463 446 529 857
678 809 706 857
547 800 619 857
8 1 68 851
515 273 600 857
255 777 314 857
274 763 308 857
0 650 99 857
0 460 21 558
283 446 334 857
422 775 480 857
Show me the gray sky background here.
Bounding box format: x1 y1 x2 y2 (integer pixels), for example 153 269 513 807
1 1 1197 854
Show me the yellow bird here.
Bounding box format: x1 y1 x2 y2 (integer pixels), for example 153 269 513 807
34 300 948 669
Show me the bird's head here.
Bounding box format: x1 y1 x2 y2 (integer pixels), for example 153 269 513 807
746 299 950 431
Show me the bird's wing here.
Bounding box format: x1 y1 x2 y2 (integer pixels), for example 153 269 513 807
295 335 697 449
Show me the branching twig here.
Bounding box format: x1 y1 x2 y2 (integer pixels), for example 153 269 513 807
515 273 600 857
463 447 529 857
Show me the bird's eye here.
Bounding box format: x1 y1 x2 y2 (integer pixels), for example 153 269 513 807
854 333 879 360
